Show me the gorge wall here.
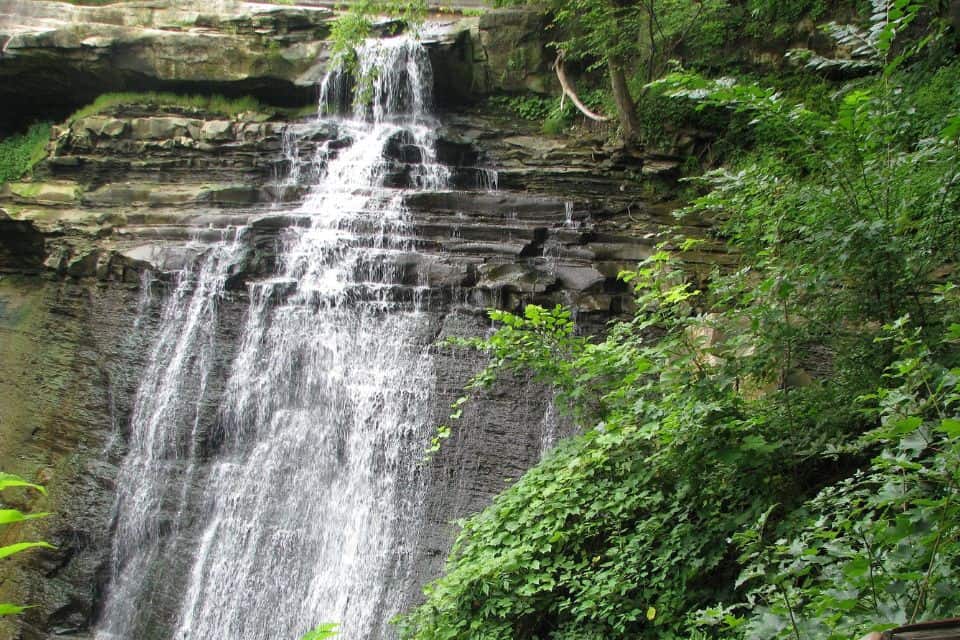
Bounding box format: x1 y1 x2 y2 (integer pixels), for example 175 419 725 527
0 2 730 639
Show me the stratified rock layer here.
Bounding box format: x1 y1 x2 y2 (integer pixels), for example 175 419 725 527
0 0 336 131
0 5 734 639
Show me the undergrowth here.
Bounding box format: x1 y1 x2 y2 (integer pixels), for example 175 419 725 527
0 124 52 185
68 92 318 124
401 3 960 639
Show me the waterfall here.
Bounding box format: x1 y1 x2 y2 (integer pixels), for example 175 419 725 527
97 36 447 640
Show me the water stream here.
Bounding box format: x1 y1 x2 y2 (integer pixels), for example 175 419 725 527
97 36 447 640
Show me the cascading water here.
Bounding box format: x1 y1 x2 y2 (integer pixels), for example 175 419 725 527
97 36 448 640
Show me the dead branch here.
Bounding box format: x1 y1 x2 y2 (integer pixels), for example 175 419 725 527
554 53 611 122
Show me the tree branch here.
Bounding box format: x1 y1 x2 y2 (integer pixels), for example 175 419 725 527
554 53 611 122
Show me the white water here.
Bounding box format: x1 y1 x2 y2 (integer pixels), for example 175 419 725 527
97 36 447 640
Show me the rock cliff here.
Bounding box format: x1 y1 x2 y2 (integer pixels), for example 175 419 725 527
0 3 731 639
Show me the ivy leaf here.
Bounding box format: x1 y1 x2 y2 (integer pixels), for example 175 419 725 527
942 114 960 141
946 322 960 342
898 430 928 457
742 435 776 453
888 416 922 435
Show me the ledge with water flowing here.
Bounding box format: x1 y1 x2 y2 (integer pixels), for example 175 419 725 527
0 19 729 640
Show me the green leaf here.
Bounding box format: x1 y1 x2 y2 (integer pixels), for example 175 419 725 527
0 603 33 616
936 418 960 438
943 115 960 140
842 556 870 579
888 416 922 436
946 323 960 342
742 435 776 453
302 622 339 640
0 541 55 560
0 510 49 525
0 473 46 496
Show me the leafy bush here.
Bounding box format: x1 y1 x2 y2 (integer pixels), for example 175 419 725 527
714 315 960 639
488 89 615 136
400 3 960 639
326 0 428 77
0 124 51 185
488 95 557 121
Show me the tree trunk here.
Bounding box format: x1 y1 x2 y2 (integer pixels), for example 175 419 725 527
608 59 642 151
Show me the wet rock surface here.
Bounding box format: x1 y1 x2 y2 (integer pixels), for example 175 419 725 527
0 277 154 640
0 5 737 636
0 0 333 131
0 92 734 637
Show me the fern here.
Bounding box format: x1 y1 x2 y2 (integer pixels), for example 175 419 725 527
787 0 925 74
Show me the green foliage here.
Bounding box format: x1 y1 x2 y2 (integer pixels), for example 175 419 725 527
401 4 960 640
492 0 732 141
0 510 50 525
0 541 56 561
328 8 375 73
488 95 556 121
68 92 270 122
327 0 428 74
302 622 339 640
0 473 47 495
713 318 960 639
0 473 52 617
44 0 305 4
0 124 52 185
493 0 728 73
737 0 843 39
489 90 612 135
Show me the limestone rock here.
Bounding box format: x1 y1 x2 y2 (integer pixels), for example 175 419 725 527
201 120 234 142
0 0 333 131
553 265 606 291
9 181 80 205
66 250 99 278
477 263 555 293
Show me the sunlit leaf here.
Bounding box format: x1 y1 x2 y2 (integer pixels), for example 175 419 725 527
0 473 46 496
302 622 339 640
0 510 49 525
0 541 55 560
0 603 33 616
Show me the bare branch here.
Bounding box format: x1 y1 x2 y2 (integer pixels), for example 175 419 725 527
554 53 611 122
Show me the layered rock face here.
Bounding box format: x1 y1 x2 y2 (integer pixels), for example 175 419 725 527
0 0 558 133
0 0 332 132
0 4 731 640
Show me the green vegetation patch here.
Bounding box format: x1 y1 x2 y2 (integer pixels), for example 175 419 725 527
0 124 52 186
68 92 272 122
401 3 960 640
